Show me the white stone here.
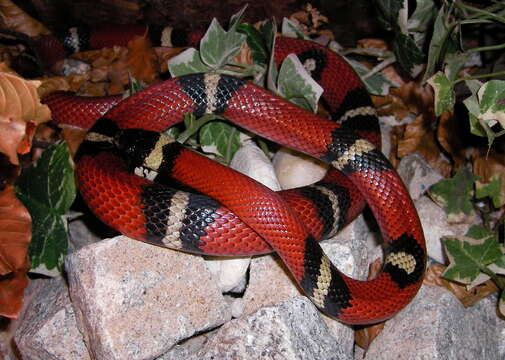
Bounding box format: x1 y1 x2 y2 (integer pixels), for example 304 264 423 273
204 256 250 293
273 147 328 189
230 139 281 191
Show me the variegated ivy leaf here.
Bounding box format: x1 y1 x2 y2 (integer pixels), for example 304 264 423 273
476 175 504 208
277 54 323 113
463 80 486 137
281 17 309 40
444 52 469 82
442 225 502 285
427 71 454 116
168 48 212 77
199 121 242 162
15 142 75 273
347 59 396 96
477 80 505 130
200 18 246 69
463 80 505 146
428 167 479 223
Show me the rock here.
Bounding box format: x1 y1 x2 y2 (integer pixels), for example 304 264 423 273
357 285 502 360
397 153 444 200
61 58 91 76
14 278 91 360
65 236 231 360
156 331 216 360
230 140 281 191
204 257 250 293
195 296 351 360
67 211 104 252
242 214 373 353
415 196 473 264
273 147 328 189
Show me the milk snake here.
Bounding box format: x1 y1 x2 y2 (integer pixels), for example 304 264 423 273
41 25 427 325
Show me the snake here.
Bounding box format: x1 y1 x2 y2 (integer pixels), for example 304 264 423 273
40 26 427 325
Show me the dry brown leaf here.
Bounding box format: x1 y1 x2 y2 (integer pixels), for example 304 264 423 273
154 47 186 73
393 114 452 176
0 185 30 318
357 38 389 51
0 68 51 164
0 0 49 37
126 35 159 83
424 264 499 307
61 127 87 158
354 258 386 350
232 42 254 67
436 111 466 169
37 75 89 98
0 271 29 319
0 185 31 275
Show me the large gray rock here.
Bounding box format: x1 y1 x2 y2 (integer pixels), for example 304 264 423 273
195 296 351 360
66 236 231 360
397 153 444 200
415 196 473 264
14 278 90 360
358 285 502 360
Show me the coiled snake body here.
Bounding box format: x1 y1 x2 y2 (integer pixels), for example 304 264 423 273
43 31 426 325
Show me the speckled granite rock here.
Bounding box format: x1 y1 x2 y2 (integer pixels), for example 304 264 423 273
66 236 231 360
14 278 90 360
194 296 351 360
356 285 502 360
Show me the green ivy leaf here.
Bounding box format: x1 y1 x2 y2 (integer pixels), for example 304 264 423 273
200 18 246 69
199 121 242 162
168 48 212 77
393 33 425 77
281 17 309 40
277 54 323 113
237 24 269 65
423 6 460 82
475 175 504 208
427 71 455 116
407 0 436 50
442 225 502 285
428 167 479 222
373 0 405 31
407 0 436 34
15 142 75 272
347 59 396 96
260 19 276 52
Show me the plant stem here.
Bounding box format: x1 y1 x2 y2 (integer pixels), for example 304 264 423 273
362 56 396 80
467 42 505 53
454 70 505 84
454 1 505 25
